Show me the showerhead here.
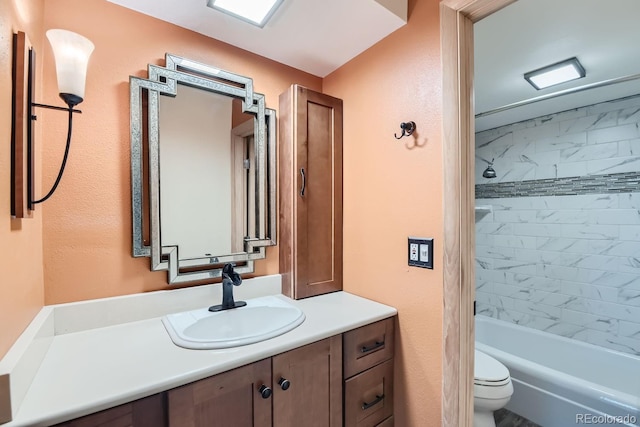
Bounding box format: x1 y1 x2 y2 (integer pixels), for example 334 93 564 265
482 165 497 179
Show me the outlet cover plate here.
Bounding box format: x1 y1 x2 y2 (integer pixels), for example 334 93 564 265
408 237 433 269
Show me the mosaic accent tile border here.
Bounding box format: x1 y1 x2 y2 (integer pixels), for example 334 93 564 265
476 171 640 199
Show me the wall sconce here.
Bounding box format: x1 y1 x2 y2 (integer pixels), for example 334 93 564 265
11 29 94 218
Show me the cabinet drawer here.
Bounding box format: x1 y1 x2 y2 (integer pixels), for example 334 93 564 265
376 416 394 427
344 359 394 427
343 318 394 378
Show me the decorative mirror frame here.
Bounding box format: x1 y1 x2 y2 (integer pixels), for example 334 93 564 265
130 54 276 283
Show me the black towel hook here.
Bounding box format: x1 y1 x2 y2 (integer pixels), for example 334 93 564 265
395 121 416 139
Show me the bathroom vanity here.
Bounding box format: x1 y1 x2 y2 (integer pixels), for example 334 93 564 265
0 277 396 427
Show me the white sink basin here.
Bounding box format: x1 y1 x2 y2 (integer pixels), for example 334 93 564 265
161 295 305 349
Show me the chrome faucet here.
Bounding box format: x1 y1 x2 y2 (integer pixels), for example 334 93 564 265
209 263 247 312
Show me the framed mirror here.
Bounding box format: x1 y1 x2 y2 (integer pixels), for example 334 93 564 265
130 54 276 284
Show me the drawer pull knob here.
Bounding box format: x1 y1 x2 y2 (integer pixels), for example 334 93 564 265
278 377 291 390
362 394 385 410
258 385 272 399
361 341 385 354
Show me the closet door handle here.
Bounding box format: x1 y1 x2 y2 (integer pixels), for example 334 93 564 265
300 168 306 197
361 394 385 410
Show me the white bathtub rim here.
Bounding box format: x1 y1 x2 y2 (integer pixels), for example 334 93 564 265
508 377 640 427
476 342 640 416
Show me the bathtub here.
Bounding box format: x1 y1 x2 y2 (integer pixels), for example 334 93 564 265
475 315 640 427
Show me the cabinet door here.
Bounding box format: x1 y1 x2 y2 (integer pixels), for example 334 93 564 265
279 85 343 299
272 335 342 427
167 359 272 427
53 394 166 427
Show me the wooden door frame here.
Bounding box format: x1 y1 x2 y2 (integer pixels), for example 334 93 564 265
440 1 516 426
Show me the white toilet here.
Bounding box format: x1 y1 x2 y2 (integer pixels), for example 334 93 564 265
474 350 514 427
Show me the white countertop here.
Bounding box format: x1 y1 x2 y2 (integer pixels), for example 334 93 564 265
2 279 396 427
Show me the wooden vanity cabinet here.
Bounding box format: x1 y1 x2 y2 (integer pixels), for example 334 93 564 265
168 336 341 427
54 319 394 427
272 335 342 427
53 394 165 427
167 358 272 427
279 85 343 300
343 318 395 427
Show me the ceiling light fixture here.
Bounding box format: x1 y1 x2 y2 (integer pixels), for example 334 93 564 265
207 0 284 27
524 57 586 90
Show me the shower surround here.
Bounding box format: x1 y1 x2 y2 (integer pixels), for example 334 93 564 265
475 94 640 356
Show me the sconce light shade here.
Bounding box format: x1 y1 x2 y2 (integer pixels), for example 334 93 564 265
46 29 94 107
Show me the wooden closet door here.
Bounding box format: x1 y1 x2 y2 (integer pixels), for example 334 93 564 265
280 85 343 299
167 359 272 427
272 336 342 427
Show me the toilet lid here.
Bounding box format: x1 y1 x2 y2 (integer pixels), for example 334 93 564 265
474 350 510 385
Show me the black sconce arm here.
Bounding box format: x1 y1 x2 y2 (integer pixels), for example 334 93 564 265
29 105 82 206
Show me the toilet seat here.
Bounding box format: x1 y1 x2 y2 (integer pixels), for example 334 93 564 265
474 350 513 400
474 350 510 385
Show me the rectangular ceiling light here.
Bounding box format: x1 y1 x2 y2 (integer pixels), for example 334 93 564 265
524 57 586 90
207 0 284 27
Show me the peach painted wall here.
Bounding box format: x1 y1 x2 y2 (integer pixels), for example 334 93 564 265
323 0 444 425
0 1 45 359
39 0 321 304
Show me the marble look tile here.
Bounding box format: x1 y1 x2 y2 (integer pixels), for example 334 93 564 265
619 320 640 339
583 299 640 323
476 222 514 235
618 257 640 274
588 209 640 225
587 95 640 116
493 235 537 249
618 138 640 156
534 108 586 128
475 257 494 270
504 273 563 292
561 281 619 303
537 237 590 253
587 123 640 145
561 141 619 162
542 322 589 339
587 155 640 175
477 303 497 318
617 106 640 125
513 300 562 320
618 289 640 307
494 210 536 223
559 112 618 134
618 194 640 210
539 194 617 210
476 269 507 284
557 161 588 178
594 240 640 257
591 271 640 289
535 210 589 224
562 308 619 333
535 132 587 153
587 329 640 355
476 245 515 260
619 225 640 241
492 259 537 275
534 164 558 180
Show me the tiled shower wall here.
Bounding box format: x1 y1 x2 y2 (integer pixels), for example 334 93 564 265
475 95 640 356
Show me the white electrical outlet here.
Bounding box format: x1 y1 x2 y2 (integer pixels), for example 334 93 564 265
409 243 419 261
408 237 434 269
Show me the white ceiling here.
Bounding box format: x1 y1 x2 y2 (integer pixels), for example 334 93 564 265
474 0 640 132
106 0 407 78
